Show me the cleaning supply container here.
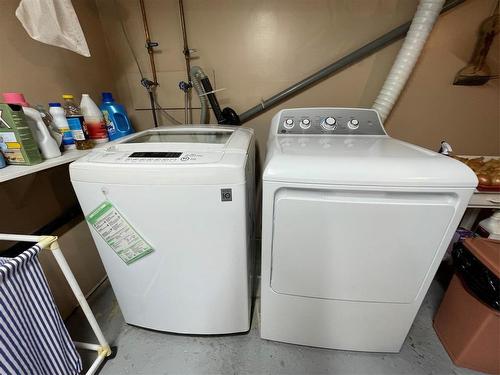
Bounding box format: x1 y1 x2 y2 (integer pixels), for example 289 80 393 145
434 237 500 374
0 103 42 165
2 92 61 159
62 94 93 150
0 152 6 168
99 92 133 141
476 210 500 240
2 92 30 107
49 103 75 150
80 94 108 143
22 107 61 159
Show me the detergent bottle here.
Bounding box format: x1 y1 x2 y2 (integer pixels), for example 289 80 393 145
80 94 108 143
22 107 61 159
49 103 75 150
0 103 42 165
99 92 134 141
34 104 60 145
2 92 61 159
0 152 6 169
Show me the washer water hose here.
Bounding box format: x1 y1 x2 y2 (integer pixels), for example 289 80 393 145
190 66 209 124
373 0 445 122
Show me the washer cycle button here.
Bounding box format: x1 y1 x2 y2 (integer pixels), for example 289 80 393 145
283 118 295 129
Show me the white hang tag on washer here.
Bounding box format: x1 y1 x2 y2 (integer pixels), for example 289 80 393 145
86 201 154 265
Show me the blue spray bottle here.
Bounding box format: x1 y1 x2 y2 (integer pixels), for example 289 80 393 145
0 152 6 169
99 92 134 141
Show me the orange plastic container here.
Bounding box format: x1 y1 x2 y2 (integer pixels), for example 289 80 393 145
434 238 500 374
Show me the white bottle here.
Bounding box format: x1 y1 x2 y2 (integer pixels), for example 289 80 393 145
477 211 500 240
49 104 76 151
80 94 109 143
22 107 61 159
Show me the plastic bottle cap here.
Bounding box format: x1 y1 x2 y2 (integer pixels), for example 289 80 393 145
62 94 74 99
102 92 114 102
48 102 62 107
2 92 29 107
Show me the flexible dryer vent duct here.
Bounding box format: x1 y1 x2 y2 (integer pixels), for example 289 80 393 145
373 0 445 121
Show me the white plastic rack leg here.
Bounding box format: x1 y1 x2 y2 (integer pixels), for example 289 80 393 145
0 233 112 375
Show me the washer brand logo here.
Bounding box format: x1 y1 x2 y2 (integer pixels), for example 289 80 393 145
221 188 232 202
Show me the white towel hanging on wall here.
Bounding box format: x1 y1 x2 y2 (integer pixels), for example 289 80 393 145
15 0 91 57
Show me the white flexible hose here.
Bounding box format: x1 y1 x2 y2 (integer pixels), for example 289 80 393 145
373 0 445 121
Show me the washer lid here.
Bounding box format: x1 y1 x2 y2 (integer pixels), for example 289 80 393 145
263 136 478 188
112 125 252 153
70 126 253 185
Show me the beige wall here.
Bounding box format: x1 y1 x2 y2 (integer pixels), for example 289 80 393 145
0 0 110 314
97 0 499 167
0 0 116 237
0 0 116 105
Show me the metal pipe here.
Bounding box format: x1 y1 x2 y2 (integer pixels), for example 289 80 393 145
179 0 192 123
179 0 191 79
238 0 465 124
138 0 160 127
139 0 158 86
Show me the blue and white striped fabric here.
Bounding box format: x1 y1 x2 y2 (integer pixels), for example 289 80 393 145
0 245 82 375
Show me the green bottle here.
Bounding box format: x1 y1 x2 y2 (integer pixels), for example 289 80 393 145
0 103 42 165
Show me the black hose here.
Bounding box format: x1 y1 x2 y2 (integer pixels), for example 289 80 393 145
148 91 159 127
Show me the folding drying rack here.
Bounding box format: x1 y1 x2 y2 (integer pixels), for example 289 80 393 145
0 234 111 375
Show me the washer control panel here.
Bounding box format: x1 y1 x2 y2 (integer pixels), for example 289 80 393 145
87 150 221 164
277 108 385 135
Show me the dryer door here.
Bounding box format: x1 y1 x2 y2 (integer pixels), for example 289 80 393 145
270 188 458 304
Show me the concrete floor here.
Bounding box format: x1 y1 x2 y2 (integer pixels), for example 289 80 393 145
66 270 483 375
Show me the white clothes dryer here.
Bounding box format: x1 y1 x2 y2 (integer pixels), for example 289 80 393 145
260 108 477 352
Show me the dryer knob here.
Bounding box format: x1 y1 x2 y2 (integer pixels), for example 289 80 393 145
347 119 360 130
284 118 295 129
321 117 336 130
300 118 311 129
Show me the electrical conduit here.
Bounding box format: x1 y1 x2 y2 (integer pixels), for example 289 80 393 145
373 0 445 122
190 66 209 124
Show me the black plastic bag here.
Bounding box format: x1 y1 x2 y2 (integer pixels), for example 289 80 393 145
452 244 500 311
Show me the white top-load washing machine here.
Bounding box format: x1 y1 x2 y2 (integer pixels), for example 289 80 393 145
70 126 255 334
261 108 477 352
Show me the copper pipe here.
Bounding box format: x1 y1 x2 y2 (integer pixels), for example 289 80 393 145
179 0 191 79
139 0 158 86
179 0 192 123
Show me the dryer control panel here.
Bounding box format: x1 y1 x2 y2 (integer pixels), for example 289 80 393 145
276 108 386 135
